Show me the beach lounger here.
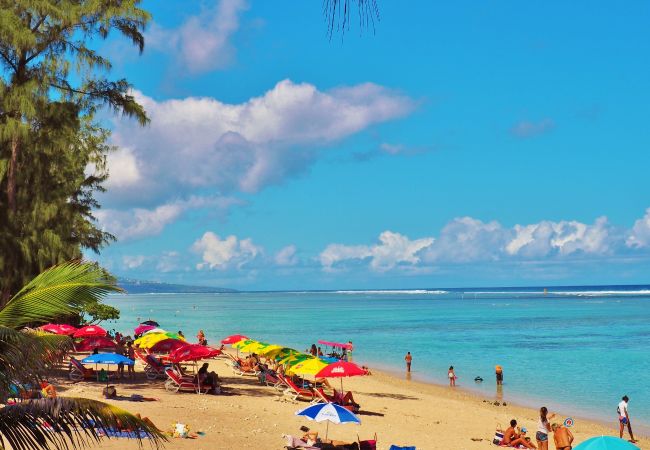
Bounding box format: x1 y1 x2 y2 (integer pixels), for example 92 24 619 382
312 388 360 412
281 375 315 402
164 368 210 394
357 433 377 450
143 354 167 380
228 358 260 377
68 357 96 381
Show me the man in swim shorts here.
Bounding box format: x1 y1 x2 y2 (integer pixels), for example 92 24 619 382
404 352 412 372
618 395 637 443
551 423 573 450
495 365 503 385
502 419 537 449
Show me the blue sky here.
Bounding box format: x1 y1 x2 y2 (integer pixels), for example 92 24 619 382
92 0 650 289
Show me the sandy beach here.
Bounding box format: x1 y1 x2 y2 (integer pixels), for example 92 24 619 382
52 353 648 450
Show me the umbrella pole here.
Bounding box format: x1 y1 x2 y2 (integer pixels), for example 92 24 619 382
325 421 329 441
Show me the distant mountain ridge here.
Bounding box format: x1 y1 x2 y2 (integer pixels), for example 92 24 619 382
117 278 237 294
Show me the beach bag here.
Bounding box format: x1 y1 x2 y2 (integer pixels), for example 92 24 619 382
102 386 117 399
493 425 504 445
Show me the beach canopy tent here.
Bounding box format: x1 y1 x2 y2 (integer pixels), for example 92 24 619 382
169 344 221 363
76 336 117 352
295 402 360 440
221 334 248 345
318 340 353 350
40 323 77 335
73 325 107 338
574 436 640 450
134 324 157 335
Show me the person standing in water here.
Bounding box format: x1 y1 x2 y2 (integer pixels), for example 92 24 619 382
405 352 412 372
495 365 503 385
448 366 457 386
618 395 637 443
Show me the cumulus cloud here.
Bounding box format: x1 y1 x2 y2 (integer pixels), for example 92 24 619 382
627 208 650 248
320 215 627 272
192 232 262 270
320 231 434 271
107 79 414 207
275 245 298 266
510 118 555 138
96 196 239 241
122 255 146 269
147 0 248 74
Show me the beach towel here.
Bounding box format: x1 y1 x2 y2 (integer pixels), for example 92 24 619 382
97 428 151 439
389 446 416 450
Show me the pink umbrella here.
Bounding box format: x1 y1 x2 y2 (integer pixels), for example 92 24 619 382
76 336 116 352
315 361 368 393
221 334 248 345
73 325 107 338
134 324 157 335
149 338 188 354
169 344 221 363
40 323 77 335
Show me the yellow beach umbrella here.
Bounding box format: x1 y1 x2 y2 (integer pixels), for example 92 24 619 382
279 353 313 367
256 345 284 357
135 332 185 349
287 358 328 376
232 339 257 350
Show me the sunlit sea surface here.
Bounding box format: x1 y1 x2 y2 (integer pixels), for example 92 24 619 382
104 286 650 430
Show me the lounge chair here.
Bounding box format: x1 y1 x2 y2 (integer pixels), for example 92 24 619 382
357 434 377 450
163 368 210 394
228 357 260 377
312 388 360 413
281 374 314 402
68 357 96 381
143 354 167 380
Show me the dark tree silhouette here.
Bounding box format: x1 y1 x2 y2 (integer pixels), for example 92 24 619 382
323 0 380 39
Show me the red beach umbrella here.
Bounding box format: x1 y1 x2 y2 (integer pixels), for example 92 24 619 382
73 325 107 338
149 338 188 354
221 334 248 345
76 336 116 352
169 344 221 363
134 324 157 335
40 323 77 335
315 361 368 393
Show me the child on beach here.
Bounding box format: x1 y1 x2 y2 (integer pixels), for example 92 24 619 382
448 366 457 386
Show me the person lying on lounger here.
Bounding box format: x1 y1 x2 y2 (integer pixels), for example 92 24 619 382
502 419 536 449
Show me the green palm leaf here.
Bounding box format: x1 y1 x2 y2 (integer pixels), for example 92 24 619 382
0 397 165 450
0 261 122 328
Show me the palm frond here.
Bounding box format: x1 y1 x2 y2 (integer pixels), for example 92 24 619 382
0 397 165 450
0 261 122 328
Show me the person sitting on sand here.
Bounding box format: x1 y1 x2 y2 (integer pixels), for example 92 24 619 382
551 423 573 450
503 419 536 449
196 363 220 394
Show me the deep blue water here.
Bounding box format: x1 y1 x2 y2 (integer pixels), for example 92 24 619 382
104 286 650 429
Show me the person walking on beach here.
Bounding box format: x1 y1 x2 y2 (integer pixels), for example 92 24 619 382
448 366 457 387
536 407 555 450
551 423 573 450
618 395 637 443
126 341 136 380
405 352 412 372
496 365 503 385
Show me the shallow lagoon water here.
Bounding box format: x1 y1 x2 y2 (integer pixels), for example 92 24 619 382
105 287 650 429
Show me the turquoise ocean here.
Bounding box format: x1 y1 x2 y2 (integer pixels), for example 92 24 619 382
104 286 650 432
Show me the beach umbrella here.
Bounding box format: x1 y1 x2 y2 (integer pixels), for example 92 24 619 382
135 332 186 349
287 358 329 376
143 327 167 335
76 336 116 352
73 325 107 338
256 345 285 357
574 436 640 450
233 339 257 349
277 353 312 366
295 402 360 440
149 338 188 354
315 361 368 393
221 334 248 345
169 344 221 363
134 324 156 335
140 320 160 327
40 323 77 335
82 353 134 387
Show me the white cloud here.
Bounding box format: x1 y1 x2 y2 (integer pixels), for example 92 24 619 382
122 255 146 269
275 245 298 266
147 0 248 74
510 118 555 138
626 208 650 249
107 79 414 206
192 232 262 270
320 231 434 271
106 148 141 188
96 196 239 241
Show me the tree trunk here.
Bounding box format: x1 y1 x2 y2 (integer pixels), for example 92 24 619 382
0 284 11 307
7 135 18 212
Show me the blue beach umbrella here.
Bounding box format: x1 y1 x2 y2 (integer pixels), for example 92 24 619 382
82 353 134 365
574 436 639 450
295 402 360 440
